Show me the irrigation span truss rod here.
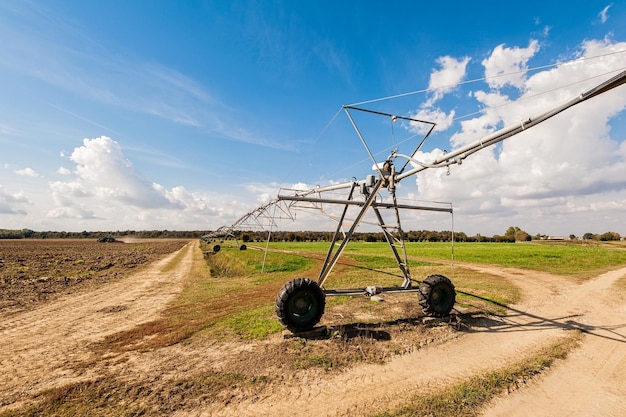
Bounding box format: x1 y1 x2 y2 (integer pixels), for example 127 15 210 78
209 69 626 242
396 69 626 182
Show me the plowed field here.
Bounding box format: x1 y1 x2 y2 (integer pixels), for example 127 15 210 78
0 239 190 315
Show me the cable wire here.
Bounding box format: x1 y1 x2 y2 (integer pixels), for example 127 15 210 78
348 48 626 106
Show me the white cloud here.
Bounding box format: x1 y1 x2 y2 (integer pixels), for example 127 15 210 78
245 182 284 205
1 132 260 231
46 206 97 220
472 90 510 108
598 4 612 24
428 56 470 102
14 167 39 177
411 38 626 236
67 136 175 209
482 40 540 89
409 107 455 134
0 185 30 215
0 186 31 204
36 136 240 229
407 55 470 135
157 184 221 214
0 203 26 215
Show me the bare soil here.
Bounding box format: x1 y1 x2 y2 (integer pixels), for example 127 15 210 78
1 241 625 416
0 239 190 315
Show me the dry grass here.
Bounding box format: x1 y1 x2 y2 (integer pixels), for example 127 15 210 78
1 371 270 417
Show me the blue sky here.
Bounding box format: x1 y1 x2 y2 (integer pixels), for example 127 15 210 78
1 0 626 236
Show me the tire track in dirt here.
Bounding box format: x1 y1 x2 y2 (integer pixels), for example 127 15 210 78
0 241 196 409
192 265 626 417
480 267 626 417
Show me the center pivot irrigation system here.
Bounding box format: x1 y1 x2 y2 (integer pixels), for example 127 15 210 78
214 70 626 334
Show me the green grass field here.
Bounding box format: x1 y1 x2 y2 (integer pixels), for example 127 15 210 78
94 238 626 347
267 240 626 279
188 239 626 339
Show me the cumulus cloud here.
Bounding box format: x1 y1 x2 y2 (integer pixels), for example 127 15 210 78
65 136 176 209
43 136 231 228
46 206 98 220
406 56 469 136
0 134 252 230
0 185 30 215
411 38 626 235
244 182 284 205
409 107 455 135
482 40 540 89
428 56 470 102
14 167 39 177
0 203 27 215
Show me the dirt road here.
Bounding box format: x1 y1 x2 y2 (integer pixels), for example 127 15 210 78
1 241 625 416
203 264 626 417
481 267 626 417
0 241 196 408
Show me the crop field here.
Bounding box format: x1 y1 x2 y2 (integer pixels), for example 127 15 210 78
0 239 191 314
1 238 625 416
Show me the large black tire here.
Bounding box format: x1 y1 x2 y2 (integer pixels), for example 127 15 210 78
418 274 456 317
213 244 221 253
275 278 326 332
239 244 247 250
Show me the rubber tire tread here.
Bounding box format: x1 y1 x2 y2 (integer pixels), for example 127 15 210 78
418 274 456 317
275 278 326 332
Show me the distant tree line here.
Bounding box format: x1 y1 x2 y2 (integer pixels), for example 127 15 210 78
0 229 211 240
233 229 522 243
231 226 621 243
1 227 622 242
581 231 623 241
